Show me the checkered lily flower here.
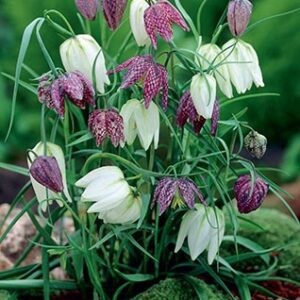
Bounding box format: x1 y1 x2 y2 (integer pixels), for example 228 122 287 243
144 0 189 49
152 177 205 215
176 91 220 136
75 0 99 20
234 175 269 213
108 55 169 109
38 71 95 117
88 109 125 147
102 0 128 30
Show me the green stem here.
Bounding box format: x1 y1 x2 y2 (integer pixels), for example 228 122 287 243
44 10 75 36
197 0 208 35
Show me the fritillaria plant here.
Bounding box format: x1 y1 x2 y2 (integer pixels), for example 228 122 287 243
1 0 295 299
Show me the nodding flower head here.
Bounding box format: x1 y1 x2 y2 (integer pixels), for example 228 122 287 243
88 109 125 147
227 0 253 37
75 0 99 20
152 177 205 215
108 55 169 110
144 0 189 49
234 175 269 214
38 71 95 117
29 156 63 193
102 0 128 30
176 91 220 136
244 130 267 159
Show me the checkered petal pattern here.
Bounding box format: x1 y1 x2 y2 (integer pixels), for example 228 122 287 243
211 97 220 136
102 0 128 30
152 177 205 215
51 78 65 117
88 109 124 147
75 0 99 20
144 0 189 49
108 55 169 109
234 175 269 214
38 71 95 118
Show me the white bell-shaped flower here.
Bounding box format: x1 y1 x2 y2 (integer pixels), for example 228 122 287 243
99 195 142 224
175 204 225 264
120 99 160 151
190 73 216 119
75 166 141 224
27 142 72 211
60 34 110 94
222 39 264 94
196 37 233 98
130 0 151 47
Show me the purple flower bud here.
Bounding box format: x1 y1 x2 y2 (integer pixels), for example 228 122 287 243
102 0 128 30
234 175 269 214
227 0 252 37
29 156 64 193
75 0 99 20
88 109 125 147
152 177 205 215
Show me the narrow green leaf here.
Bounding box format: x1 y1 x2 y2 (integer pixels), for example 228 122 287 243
5 17 43 141
68 132 93 148
114 269 154 282
0 162 29 176
137 194 150 229
234 276 252 300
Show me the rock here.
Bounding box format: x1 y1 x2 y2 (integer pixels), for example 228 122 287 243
0 203 74 281
131 278 227 300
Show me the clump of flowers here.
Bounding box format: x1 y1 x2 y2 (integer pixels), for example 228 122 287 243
2 0 294 299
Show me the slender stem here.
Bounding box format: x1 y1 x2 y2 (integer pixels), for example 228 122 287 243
197 0 208 35
44 10 75 36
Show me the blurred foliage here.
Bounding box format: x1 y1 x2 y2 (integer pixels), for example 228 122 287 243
0 0 299 178
281 134 300 181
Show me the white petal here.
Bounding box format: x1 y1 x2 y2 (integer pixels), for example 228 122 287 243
75 166 124 188
130 0 151 47
86 181 131 213
186 206 211 260
206 208 225 265
60 34 110 94
100 195 142 224
190 74 216 119
134 101 160 151
175 210 198 253
120 100 140 146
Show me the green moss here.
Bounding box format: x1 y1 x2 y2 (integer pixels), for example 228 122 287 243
0 290 17 300
224 208 300 281
132 278 226 300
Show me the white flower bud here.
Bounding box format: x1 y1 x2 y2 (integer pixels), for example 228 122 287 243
175 205 225 264
60 34 110 94
190 73 216 119
196 38 233 98
120 99 160 151
222 39 264 94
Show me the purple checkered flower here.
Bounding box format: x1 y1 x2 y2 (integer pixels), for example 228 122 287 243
38 71 95 118
234 175 269 214
88 109 125 147
144 0 189 49
75 0 99 20
29 156 63 193
227 0 253 37
102 0 128 30
108 55 169 109
152 177 205 215
176 91 220 136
